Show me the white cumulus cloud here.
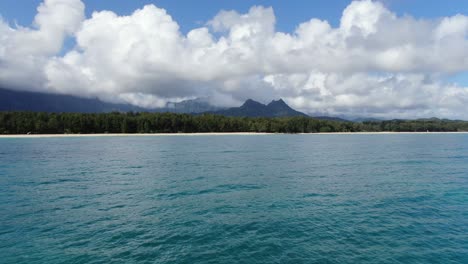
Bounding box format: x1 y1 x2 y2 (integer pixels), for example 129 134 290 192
0 0 84 90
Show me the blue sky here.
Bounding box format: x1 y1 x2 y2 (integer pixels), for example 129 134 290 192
1 0 468 118
1 0 468 33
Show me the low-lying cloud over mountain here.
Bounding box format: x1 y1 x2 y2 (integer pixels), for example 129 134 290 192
1 0 468 119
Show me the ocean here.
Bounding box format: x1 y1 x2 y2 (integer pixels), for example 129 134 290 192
0 134 467 263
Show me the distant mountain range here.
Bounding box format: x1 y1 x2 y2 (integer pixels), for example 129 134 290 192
2 88 466 122
0 88 221 114
0 88 348 120
207 99 308 117
162 98 224 113
0 88 146 113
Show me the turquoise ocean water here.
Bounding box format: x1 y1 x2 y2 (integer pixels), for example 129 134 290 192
0 134 467 263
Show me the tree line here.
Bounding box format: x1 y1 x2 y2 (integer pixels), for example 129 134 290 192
0 112 467 134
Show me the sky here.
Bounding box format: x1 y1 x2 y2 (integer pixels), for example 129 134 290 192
1 0 468 119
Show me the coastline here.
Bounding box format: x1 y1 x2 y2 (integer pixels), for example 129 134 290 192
1 131 468 138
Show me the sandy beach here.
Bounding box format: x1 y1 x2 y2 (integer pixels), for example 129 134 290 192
0 131 468 138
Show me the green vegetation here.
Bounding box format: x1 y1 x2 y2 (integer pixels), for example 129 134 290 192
1 112 468 134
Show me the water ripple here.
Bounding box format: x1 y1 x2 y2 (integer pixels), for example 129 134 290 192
0 134 467 263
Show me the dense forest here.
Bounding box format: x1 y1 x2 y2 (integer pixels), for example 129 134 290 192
1 112 468 134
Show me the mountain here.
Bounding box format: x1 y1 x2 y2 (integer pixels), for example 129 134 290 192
0 88 146 113
0 88 223 114
208 99 308 117
266 99 309 117
0 88 350 120
162 98 224 113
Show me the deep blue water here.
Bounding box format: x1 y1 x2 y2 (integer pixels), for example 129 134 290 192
0 134 467 263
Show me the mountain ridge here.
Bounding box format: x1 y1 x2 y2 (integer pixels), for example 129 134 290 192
207 98 308 117
0 88 146 113
0 88 222 114
0 88 348 120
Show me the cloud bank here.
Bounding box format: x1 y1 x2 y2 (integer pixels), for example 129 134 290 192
1 0 468 118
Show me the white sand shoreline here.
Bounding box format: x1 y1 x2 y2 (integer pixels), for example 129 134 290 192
1 131 468 138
